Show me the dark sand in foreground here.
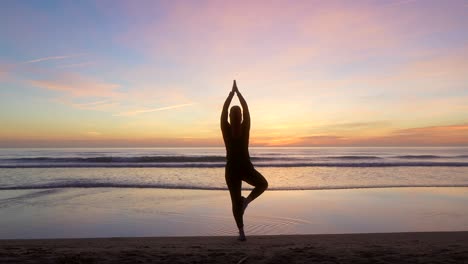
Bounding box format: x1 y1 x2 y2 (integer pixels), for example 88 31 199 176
1 231 467 263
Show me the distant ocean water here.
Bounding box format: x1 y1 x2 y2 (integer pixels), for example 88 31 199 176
1 147 468 191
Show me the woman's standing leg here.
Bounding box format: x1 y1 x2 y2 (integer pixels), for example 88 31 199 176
225 167 246 240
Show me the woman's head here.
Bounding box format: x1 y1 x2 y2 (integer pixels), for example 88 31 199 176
229 105 242 125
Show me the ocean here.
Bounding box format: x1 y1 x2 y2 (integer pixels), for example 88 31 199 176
1 147 468 190
1 147 468 239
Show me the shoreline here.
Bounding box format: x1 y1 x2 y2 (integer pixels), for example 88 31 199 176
2 185 468 191
1 231 467 263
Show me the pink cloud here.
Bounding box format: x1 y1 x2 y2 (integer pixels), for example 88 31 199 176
116 2 440 64
106 0 468 98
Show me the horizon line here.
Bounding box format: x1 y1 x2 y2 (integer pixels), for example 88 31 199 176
2 145 468 149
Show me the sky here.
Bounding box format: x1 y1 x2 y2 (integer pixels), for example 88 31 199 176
1 0 467 147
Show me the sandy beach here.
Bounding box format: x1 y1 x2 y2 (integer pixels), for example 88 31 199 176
1 231 467 263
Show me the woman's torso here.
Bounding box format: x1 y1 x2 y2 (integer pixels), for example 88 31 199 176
224 124 250 165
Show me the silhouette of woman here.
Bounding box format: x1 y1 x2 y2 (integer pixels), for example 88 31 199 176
221 80 268 241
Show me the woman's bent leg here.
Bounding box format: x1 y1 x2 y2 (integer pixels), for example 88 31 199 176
243 168 268 202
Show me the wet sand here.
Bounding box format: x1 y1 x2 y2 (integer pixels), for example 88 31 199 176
2 188 468 239
1 231 467 263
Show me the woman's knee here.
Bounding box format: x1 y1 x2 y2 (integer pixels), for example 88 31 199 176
262 178 269 190
254 176 268 191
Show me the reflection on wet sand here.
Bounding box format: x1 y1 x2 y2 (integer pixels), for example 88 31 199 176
0 187 467 238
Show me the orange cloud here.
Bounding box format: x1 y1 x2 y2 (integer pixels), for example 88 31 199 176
382 124 468 146
251 123 468 147
30 73 121 98
252 136 346 147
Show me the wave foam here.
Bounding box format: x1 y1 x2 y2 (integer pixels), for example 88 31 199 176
1 161 468 168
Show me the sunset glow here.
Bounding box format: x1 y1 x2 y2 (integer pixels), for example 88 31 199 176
1 0 467 147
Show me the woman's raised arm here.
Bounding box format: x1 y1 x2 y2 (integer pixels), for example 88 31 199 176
234 81 250 130
221 91 234 130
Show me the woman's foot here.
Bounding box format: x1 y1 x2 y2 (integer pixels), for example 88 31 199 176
238 228 246 241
